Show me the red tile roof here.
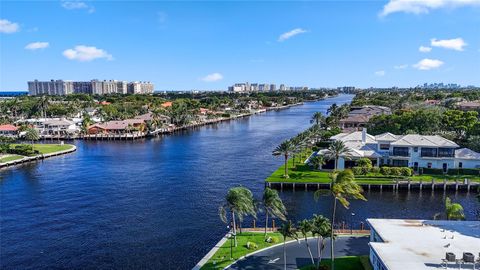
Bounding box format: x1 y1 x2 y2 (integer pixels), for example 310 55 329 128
0 124 18 131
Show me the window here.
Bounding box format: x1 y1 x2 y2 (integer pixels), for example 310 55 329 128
379 144 390 150
438 148 454 158
414 147 418 152
421 148 437 157
427 163 432 168
392 147 409 157
459 162 463 168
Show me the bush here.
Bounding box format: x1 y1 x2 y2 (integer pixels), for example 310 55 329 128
352 167 363 175
421 168 444 175
246 241 258 250
380 167 391 176
9 145 37 156
265 236 279 244
357 158 373 168
447 168 480 176
371 167 380 174
390 167 402 176
401 167 413 177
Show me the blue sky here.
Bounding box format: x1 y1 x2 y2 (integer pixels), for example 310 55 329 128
1 0 480 91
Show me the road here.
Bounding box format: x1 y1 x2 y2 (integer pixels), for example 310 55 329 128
227 236 370 270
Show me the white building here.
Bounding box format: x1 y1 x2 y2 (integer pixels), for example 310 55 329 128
319 129 480 171
367 219 480 270
28 80 74 95
28 80 154 95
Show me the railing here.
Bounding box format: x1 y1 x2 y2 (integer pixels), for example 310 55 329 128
390 151 409 157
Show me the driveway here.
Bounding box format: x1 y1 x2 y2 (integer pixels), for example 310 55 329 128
227 236 370 270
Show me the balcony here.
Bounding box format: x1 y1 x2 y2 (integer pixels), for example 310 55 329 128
389 151 409 157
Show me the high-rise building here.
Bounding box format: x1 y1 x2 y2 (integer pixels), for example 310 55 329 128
28 80 74 96
27 79 154 96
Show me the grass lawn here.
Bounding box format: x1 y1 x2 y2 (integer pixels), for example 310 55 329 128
201 232 291 270
266 157 480 184
0 155 24 163
11 144 74 155
299 256 372 270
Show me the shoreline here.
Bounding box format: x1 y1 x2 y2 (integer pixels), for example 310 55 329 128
0 145 77 169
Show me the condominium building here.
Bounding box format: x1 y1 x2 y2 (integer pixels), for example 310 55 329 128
28 80 74 95
28 79 154 96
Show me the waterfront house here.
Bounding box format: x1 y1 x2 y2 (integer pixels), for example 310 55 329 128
456 100 480 111
367 219 480 270
43 119 79 136
339 105 391 131
0 124 18 137
319 129 480 171
87 119 146 135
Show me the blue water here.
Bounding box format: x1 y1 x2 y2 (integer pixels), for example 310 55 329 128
0 91 28 97
1 94 478 270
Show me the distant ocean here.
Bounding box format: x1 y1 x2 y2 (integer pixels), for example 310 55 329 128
0 91 28 97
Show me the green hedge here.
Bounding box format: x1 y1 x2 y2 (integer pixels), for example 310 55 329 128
353 166 412 177
447 168 480 176
421 168 444 175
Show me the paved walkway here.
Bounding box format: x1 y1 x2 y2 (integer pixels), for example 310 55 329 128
227 236 369 270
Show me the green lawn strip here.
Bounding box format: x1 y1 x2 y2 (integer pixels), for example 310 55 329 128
299 255 371 270
411 174 480 182
0 155 24 163
11 144 74 155
201 231 305 270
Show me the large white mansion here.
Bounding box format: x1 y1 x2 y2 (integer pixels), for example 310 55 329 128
318 129 480 172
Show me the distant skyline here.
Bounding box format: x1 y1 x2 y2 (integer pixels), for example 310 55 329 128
1 1 480 91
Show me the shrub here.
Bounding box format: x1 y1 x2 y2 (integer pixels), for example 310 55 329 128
9 145 36 156
421 168 444 175
390 167 402 176
246 241 258 250
352 167 363 175
401 167 413 177
357 158 373 168
380 166 391 176
371 167 380 174
447 168 480 176
266 236 279 243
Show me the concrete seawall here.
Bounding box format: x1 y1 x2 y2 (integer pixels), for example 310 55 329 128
0 145 77 169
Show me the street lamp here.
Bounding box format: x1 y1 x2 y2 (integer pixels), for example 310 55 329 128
350 212 356 234
227 225 235 260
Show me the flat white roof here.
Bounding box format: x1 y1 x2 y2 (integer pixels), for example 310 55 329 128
368 219 480 270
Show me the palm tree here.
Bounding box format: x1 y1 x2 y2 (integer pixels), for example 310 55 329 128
279 220 298 270
25 127 40 152
297 219 315 265
325 140 351 170
311 112 326 127
273 140 295 178
309 155 326 171
311 214 332 270
314 170 366 270
262 187 287 237
219 186 257 246
445 197 465 220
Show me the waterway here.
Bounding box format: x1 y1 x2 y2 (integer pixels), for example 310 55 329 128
1 94 478 269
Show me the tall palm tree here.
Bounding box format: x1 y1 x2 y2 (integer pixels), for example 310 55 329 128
273 140 295 178
279 220 297 270
311 214 332 270
314 170 366 270
219 186 257 246
325 140 351 170
25 127 40 152
262 187 287 237
311 112 326 127
297 219 315 265
445 197 465 220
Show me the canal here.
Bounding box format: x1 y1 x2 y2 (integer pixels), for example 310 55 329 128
1 94 478 269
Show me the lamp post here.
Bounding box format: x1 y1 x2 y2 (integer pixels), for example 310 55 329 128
350 212 356 234
227 225 235 260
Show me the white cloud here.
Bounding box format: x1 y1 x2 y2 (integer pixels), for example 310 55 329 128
63 45 113 62
0 19 20 34
374 70 386 76
278 28 308 42
394 64 408 69
431 38 467 51
61 1 95 13
419 46 432 52
201 73 223 82
413 58 444 70
380 0 480 16
25 42 50 50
